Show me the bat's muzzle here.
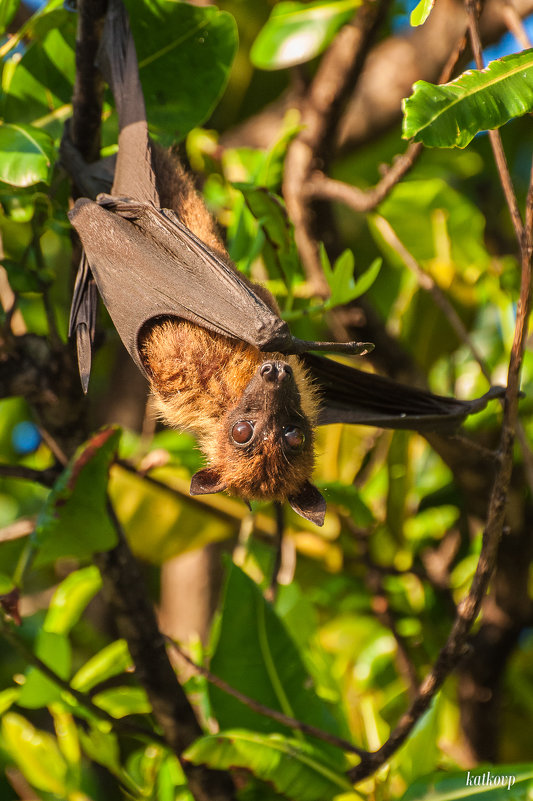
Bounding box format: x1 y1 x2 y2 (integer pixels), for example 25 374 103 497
260 361 293 384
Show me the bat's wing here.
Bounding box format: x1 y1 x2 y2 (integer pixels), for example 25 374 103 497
304 353 504 433
67 0 371 388
69 195 292 375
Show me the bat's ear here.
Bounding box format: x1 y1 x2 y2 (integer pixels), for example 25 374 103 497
288 481 326 527
190 467 228 496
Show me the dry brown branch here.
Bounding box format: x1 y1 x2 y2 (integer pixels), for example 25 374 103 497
283 0 392 294
225 0 533 154
500 0 533 46
372 215 492 383
0 463 59 487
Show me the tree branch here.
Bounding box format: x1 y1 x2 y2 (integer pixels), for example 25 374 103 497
0 614 167 746
166 636 368 758
283 0 392 294
97 498 236 801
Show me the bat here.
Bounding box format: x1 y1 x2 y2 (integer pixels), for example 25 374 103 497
64 0 503 526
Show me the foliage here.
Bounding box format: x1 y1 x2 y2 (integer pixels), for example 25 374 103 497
0 1 532 800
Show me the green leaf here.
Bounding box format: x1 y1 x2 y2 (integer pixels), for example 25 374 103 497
44 565 102 635
17 630 71 708
410 0 435 26
322 249 382 308
79 723 144 795
0 0 19 36
209 564 347 765
237 184 300 286
71 639 132 692
321 482 374 526
0 572 15 594
50 706 81 767
0 124 56 187
401 764 533 801
402 50 533 148
124 0 238 144
393 698 441 785
0 687 20 715
251 0 361 70
32 426 120 566
185 730 352 801
2 10 76 136
93 686 151 718
2 712 68 795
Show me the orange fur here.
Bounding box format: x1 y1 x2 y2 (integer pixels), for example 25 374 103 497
140 147 320 502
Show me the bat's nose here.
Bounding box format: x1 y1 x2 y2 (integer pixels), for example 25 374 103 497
260 361 293 384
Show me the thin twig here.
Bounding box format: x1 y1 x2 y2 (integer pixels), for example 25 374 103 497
466 0 524 242
283 0 392 294
0 518 35 544
0 463 59 487
372 215 492 384
304 144 422 213
303 25 470 216
166 635 368 758
500 0 533 48
38 427 69 467
265 502 284 602
349 36 533 791
0 615 167 746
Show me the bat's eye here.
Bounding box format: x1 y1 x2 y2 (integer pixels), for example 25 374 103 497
283 426 305 450
231 420 254 444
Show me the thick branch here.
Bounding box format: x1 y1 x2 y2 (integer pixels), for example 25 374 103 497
70 0 108 163
97 500 236 801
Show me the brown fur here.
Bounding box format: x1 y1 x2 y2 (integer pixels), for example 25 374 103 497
140 148 320 502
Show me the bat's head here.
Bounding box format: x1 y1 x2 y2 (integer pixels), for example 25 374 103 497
191 359 326 526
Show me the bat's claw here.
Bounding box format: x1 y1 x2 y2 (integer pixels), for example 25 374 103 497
290 338 375 357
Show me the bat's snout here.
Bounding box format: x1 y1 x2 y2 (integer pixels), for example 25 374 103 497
260 361 293 384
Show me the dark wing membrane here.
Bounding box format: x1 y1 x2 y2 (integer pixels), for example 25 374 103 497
68 197 292 375
304 353 504 432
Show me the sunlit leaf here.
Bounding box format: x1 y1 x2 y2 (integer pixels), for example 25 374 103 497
321 248 382 308
401 764 533 801
0 687 20 715
17 630 71 708
2 712 68 795
209 564 348 765
251 0 361 70
0 0 19 36
71 639 132 692
402 50 533 148
32 426 121 566
93 686 151 718
44 565 102 635
410 0 435 26
185 730 353 801
50 705 81 767
0 124 56 187
2 10 76 136
124 0 238 144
